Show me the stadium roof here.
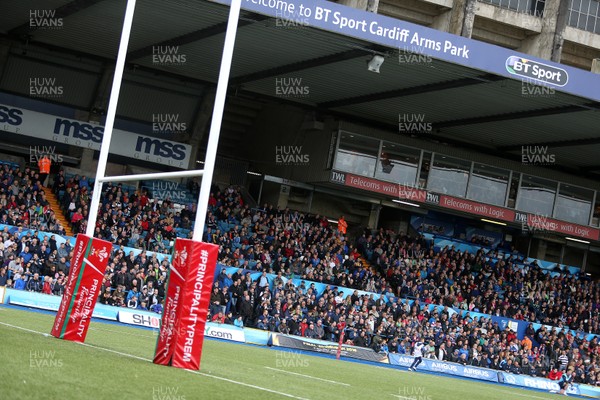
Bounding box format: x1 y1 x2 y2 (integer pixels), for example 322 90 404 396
3 0 600 179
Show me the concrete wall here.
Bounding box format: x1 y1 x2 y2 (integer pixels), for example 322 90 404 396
372 0 600 70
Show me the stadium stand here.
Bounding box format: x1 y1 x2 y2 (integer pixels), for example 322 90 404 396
0 167 598 386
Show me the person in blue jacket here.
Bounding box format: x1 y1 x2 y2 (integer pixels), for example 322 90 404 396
13 274 27 290
558 367 574 395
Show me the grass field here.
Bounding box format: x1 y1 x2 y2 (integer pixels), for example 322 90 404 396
0 306 570 400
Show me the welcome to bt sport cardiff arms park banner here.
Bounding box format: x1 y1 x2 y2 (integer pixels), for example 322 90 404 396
211 0 600 102
0 104 192 168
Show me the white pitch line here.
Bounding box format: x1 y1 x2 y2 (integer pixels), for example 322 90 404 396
78 341 152 363
264 366 350 386
0 321 49 336
187 370 310 400
0 321 309 400
88 326 157 338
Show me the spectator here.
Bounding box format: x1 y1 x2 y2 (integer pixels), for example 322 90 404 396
337 215 347 236
26 273 42 292
212 311 226 324
13 274 26 290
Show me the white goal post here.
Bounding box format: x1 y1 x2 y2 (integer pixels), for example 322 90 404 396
85 0 243 243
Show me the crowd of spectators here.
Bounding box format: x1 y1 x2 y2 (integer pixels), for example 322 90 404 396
201 187 599 385
0 164 67 235
52 169 198 252
0 164 598 385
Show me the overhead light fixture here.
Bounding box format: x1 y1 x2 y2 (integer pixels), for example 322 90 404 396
247 171 261 176
196 161 204 164
327 219 338 224
566 237 590 244
367 55 385 73
392 199 420 208
480 218 506 226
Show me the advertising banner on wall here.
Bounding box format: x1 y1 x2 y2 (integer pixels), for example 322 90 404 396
388 354 498 382
330 170 600 241
270 333 389 363
0 103 192 168
212 0 600 102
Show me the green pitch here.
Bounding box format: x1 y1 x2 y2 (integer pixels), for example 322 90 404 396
0 306 566 400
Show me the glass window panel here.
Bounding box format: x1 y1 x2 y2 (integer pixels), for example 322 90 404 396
587 15 596 31
427 155 471 197
581 0 591 12
554 184 593 225
375 142 421 186
418 152 432 189
467 163 510 207
516 175 557 217
593 193 600 227
569 11 579 26
507 172 520 209
334 132 379 177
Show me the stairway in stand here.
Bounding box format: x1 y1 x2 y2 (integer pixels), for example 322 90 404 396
42 186 75 237
359 255 373 272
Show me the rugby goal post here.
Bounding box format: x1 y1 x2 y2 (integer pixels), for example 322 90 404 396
51 0 242 371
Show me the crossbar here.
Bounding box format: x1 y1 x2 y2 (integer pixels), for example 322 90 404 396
97 170 204 183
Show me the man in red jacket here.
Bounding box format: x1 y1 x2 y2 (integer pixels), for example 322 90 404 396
548 365 563 380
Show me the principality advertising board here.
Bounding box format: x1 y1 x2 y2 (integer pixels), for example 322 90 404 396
50 234 112 342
